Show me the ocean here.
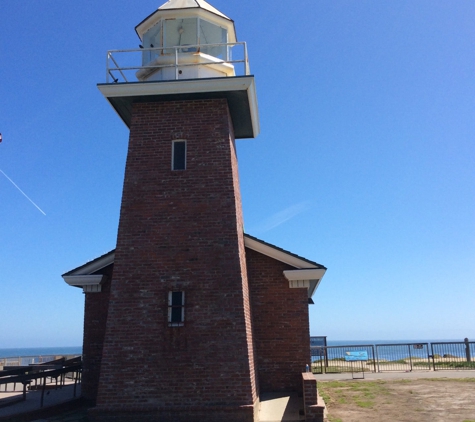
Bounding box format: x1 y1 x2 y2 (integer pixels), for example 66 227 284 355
0 346 82 359
0 340 467 359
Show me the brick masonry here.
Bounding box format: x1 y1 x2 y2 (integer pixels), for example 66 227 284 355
302 372 325 422
81 245 314 407
246 248 311 394
78 97 318 421
81 264 112 402
90 99 258 421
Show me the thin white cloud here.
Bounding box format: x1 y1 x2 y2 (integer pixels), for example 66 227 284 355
255 201 311 234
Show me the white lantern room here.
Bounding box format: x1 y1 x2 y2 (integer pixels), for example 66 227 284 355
135 0 237 81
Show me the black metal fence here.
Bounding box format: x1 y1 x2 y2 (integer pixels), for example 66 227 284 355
376 343 431 372
311 339 474 374
431 340 475 370
311 344 376 374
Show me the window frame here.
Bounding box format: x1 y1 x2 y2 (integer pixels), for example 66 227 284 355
168 291 185 327
172 139 187 171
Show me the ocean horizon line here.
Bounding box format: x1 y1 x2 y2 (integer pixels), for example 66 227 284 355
1 338 471 358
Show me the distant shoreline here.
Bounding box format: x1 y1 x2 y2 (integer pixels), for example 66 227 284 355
0 346 82 358
1 339 469 359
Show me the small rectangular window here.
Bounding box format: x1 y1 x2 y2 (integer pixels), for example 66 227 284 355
172 140 186 170
168 291 185 326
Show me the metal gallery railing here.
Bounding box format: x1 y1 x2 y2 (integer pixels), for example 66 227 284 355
311 339 475 374
106 42 250 83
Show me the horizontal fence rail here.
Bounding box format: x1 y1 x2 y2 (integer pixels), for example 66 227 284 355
106 42 250 83
311 340 474 374
0 355 80 368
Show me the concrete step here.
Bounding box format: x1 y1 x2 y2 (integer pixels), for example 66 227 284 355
258 392 305 422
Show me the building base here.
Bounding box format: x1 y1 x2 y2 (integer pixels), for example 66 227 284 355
88 402 258 422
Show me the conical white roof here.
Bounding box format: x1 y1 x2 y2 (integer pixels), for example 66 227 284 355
158 0 231 20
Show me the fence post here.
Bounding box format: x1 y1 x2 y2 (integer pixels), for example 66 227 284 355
375 346 380 373
429 343 435 371
371 346 376 373
465 338 471 362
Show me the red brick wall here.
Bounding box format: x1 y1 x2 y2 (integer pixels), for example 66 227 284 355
302 372 325 422
93 99 258 421
81 264 112 402
246 248 311 393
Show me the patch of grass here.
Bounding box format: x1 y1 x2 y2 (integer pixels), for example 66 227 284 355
337 396 348 404
318 380 389 417
355 400 373 408
328 416 343 422
412 362 431 367
377 359 408 365
422 377 475 383
319 388 331 405
432 361 475 369
396 379 412 384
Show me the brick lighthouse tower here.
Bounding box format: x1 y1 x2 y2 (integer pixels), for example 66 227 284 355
90 1 260 421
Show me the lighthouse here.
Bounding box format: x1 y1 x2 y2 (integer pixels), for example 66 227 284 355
63 1 327 421
94 1 259 420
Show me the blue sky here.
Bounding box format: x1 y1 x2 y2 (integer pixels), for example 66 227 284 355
1 0 474 347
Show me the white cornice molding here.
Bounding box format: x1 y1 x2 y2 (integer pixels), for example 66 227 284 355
283 268 326 298
98 76 254 99
63 275 105 293
283 269 326 281
98 76 259 139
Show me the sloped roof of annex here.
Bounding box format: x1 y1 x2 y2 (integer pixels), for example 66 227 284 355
62 233 327 297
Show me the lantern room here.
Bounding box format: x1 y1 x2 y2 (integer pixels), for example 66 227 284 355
135 0 237 81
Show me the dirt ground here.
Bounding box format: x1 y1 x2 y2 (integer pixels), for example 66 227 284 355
319 378 475 422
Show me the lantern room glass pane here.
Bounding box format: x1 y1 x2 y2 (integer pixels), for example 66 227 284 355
164 18 198 53
199 19 227 58
142 22 162 65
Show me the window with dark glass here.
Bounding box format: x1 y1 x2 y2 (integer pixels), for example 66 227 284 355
168 291 185 326
172 140 186 170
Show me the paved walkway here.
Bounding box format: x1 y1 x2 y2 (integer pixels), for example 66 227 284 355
0 380 81 420
1 371 473 421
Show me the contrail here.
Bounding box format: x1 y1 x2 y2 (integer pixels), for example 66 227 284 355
0 169 46 216
256 201 311 234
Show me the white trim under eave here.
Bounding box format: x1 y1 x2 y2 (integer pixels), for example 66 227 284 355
98 76 260 138
283 268 327 298
283 269 326 281
63 275 105 293
65 252 115 276
98 76 253 100
244 236 319 269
